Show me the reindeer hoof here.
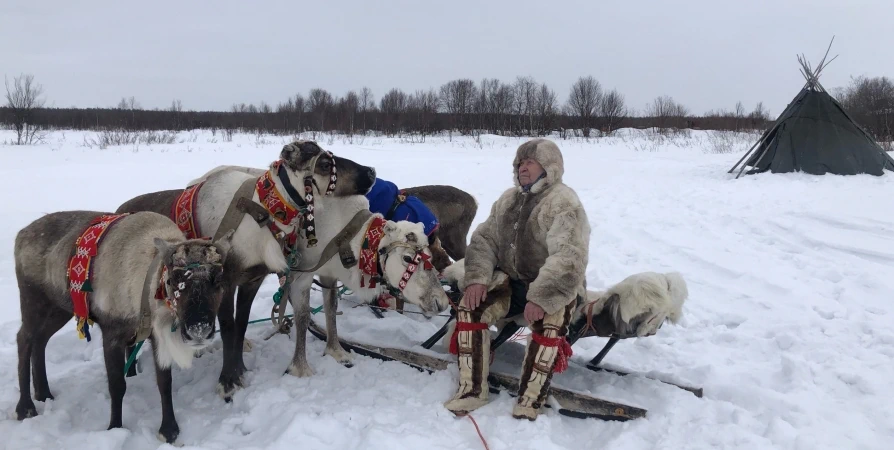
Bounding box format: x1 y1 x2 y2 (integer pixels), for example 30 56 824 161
325 346 354 367
15 402 37 420
157 420 180 444
286 363 315 378
243 339 254 352
217 374 245 402
34 391 54 402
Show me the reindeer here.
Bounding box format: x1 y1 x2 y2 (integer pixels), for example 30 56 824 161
115 140 377 401
282 208 451 377
13 210 233 444
187 166 478 272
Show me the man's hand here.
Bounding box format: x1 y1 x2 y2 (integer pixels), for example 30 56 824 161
462 283 488 310
524 302 545 323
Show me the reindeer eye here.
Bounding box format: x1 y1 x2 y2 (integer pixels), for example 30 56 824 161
402 255 414 264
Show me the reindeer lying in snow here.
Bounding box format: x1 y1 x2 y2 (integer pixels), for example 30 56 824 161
13 210 233 444
438 259 688 347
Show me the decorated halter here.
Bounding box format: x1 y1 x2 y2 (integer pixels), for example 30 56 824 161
301 150 337 246
357 217 435 299
377 240 436 295
256 149 337 249
155 261 222 312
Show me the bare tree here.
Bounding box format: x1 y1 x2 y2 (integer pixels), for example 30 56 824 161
380 88 408 136
359 86 374 132
439 79 477 135
598 89 627 135
493 82 515 135
646 95 689 133
476 78 501 133
116 96 140 110
565 76 602 137
343 90 359 135
838 75 894 145
307 88 334 131
748 101 770 131
535 82 559 135
734 101 745 131
4 73 46 145
407 88 439 138
513 76 538 135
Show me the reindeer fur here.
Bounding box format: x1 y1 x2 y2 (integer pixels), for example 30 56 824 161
13 210 233 444
281 201 451 377
188 167 478 270
116 140 376 401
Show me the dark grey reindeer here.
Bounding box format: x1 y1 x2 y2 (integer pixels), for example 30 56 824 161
14 210 233 444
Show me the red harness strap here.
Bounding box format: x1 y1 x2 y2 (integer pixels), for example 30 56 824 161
449 321 490 355
256 162 301 227
67 213 131 341
358 216 387 288
171 181 205 239
256 162 303 254
530 332 574 373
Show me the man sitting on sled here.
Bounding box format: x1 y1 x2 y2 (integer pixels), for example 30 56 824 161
444 138 590 420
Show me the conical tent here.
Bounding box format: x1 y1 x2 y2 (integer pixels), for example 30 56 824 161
729 40 894 178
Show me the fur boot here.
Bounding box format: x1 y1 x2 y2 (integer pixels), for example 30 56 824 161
512 302 575 420
443 308 491 415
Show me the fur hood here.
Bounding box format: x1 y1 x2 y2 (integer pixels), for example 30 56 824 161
512 138 565 194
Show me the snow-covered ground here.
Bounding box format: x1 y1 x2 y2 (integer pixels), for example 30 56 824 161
0 129 892 450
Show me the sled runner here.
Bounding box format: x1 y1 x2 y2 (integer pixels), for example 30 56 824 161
306 316 647 421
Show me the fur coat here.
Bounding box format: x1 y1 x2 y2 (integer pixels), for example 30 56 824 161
461 139 590 315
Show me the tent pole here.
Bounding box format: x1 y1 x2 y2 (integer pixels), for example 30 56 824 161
728 130 768 173
737 132 776 179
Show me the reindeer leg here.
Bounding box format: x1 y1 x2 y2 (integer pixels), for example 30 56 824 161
15 324 37 420
216 283 243 402
16 288 62 420
102 334 127 430
31 308 71 402
319 276 352 367
234 277 264 373
151 336 179 444
286 274 315 378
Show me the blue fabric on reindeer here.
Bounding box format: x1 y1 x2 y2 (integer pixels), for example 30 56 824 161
366 178 439 237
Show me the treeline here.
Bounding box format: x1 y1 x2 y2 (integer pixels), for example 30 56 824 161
3 73 892 144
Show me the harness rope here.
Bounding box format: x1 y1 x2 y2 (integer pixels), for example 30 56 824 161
122 304 325 376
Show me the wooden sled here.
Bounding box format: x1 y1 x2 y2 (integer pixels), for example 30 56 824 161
306 317 647 421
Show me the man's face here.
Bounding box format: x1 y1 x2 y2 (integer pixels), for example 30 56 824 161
518 158 545 186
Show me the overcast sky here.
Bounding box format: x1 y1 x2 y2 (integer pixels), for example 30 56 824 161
3 0 893 117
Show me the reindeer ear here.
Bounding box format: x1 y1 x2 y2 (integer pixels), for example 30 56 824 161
297 141 322 155
153 238 175 263
383 221 397 235
279 143 300 169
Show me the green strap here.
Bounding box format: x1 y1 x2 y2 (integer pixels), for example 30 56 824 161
123 304 324 375
123 340 144 376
